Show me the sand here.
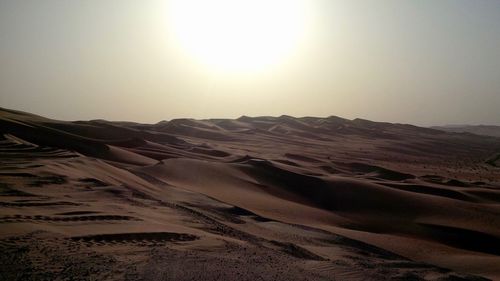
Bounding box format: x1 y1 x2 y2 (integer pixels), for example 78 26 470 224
431 125 500 138
1 107 499 280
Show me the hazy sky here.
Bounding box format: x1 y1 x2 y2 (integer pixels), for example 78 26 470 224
1 0 499 125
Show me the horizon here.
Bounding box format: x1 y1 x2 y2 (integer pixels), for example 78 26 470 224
4 106 500 128
1 0 500 126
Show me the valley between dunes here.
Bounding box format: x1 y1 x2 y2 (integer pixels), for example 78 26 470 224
1 107 500 281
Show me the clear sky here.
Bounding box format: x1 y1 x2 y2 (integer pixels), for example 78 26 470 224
1 0 499 125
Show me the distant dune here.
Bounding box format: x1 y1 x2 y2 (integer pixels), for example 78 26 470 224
1 107 500 280
432 125 500 138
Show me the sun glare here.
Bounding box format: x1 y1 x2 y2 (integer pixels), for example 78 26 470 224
168 0 311 73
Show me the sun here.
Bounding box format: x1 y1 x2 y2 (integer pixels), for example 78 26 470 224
167 0 310 73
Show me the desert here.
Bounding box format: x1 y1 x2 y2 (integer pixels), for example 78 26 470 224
1 107 499 280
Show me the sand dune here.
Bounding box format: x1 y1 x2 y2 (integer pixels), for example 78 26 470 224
432 125 500 138
1 107 500 280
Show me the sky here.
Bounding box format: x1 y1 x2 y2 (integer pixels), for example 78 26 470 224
1 0 499 126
